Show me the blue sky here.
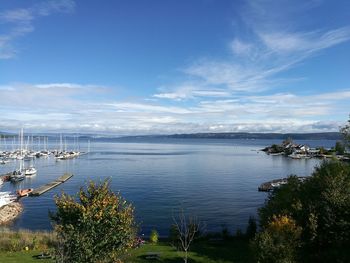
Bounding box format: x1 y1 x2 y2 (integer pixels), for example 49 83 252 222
1 0 350 134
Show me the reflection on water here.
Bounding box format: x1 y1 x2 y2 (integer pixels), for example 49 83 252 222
0 138 331 235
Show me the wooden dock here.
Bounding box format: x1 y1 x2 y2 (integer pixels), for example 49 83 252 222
30 173 73 196
258 176 308 192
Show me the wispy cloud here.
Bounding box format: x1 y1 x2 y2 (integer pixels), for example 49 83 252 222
0 83 349 133
0 0 75 59
154 1 350 100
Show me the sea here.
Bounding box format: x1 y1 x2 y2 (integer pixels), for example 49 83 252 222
0 137 336 236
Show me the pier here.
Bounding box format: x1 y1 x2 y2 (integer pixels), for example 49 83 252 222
258 176 308 192
30 173 73 196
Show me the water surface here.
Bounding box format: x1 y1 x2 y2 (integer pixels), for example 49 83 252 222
0 138 333 235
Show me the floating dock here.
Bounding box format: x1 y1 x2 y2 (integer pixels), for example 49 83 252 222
258 176 308 192
30 173 73 196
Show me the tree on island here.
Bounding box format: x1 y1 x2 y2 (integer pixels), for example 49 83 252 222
51 179 137 263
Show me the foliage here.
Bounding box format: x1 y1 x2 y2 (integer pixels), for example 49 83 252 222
340 114 350 149
149 229 159 244
335 141 345 155
259 160 350 262
252 215 301 263
169 224 180 248
245 216 257 240
0 229 55 252
221 225 230 240
51 179 137 263
270 144 284 153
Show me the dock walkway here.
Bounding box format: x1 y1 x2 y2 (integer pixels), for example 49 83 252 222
258 176 308 192
30 173 73 196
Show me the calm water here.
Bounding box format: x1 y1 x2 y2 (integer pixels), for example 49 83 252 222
0 138 335 235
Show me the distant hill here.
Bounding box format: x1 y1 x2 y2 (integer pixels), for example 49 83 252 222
0 131 342 140
165 132 342 140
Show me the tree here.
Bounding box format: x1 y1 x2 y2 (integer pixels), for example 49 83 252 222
51 180 137 263
172 209 202 263
258 160 350 262
335 141 345 155
149 229 159 244
340 114 350 150
252 215 302 263
246 216 257 240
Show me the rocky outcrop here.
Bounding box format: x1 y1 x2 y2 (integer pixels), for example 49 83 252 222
0 202 23 224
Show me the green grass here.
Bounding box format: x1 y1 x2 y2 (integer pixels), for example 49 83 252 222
0 251 52 263
0 239 253 263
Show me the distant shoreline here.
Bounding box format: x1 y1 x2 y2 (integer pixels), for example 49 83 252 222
0 131 341 141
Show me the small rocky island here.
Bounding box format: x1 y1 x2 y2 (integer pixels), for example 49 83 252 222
262 138 349 160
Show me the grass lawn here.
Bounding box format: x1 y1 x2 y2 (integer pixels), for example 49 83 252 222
0 250 52 263
0 239 253 263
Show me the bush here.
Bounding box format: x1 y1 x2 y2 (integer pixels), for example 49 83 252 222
252 215 301 263
246 216 257 240
258 160 350 261
149 229 159 244
51 179 137 263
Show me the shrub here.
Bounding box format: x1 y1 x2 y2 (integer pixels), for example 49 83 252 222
252 215 302 263
149 229 159 244
51 179 137 263
246 216 257 240
258 160 350 261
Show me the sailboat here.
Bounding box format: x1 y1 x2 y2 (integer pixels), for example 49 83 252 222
10 129 25 182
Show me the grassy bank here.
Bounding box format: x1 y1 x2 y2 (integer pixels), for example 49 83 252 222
0 230 253 263
0 229 55 253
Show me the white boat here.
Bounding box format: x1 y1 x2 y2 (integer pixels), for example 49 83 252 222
25 167 37 176
0 159 10 165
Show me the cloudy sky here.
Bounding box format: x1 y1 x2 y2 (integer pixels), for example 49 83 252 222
1 0 350 134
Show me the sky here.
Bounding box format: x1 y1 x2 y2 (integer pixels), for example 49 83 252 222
0 0 350 134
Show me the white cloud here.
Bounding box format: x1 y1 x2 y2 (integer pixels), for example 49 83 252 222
0 83 349 134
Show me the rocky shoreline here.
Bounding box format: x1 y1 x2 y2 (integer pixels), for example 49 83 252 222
0 202 23 224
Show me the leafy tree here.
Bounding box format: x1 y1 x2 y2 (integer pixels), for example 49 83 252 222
258 160 350 262
51 180 137 263
252 215 302 263
340 115 350 150
335 141 345 155
246 216 257 240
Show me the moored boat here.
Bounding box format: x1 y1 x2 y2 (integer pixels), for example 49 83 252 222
25 167 37 176
16 188 33 197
